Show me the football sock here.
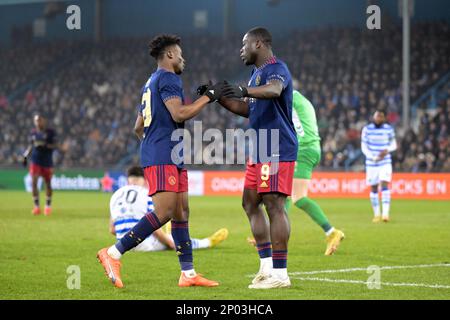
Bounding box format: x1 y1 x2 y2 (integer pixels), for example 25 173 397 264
182 269 197 278
381 187 391 217
113 211 162 256
191 238 210 249
272 267 288 280
256 242 272 258
272 250 288 279
295 197 332 233
325 227 335 237
171 220 194 272
33 196 39 207
370 192 380 217
256 242 272 274
259 257 272 274
46 197 51 207
107 244 122 260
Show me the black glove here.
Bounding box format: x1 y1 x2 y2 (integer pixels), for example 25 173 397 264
196 81 212 96
22 156 28 167
222 81 248 98
203 81 226 102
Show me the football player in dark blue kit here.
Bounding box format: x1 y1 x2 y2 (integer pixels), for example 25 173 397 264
218 27 297 289
97 34 223 288
23 114 57 216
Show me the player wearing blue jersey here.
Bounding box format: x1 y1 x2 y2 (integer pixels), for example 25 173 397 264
22 114 57 216
361 110 397 223
97 34 224 288
218 27 297 289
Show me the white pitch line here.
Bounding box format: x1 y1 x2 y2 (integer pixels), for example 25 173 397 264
291 277 450 289
288 263 450 276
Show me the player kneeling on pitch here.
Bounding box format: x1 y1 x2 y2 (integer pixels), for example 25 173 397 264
109 166 228 252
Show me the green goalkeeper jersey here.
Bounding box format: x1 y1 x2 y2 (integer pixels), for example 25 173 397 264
292 90 321 150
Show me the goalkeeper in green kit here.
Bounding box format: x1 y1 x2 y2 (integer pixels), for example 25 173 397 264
288 90 345 255
248 89 345 255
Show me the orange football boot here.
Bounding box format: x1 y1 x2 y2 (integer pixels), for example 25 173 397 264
97 248 124 288
178 273 219 287
32 207 41 215
44 206 52 216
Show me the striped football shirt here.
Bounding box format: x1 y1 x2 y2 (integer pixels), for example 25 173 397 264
361 123 396 167
109 185 154 240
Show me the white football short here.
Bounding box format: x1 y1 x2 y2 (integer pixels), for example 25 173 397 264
365 163 392 186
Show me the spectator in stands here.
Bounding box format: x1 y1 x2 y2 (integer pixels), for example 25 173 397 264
1 23 449 172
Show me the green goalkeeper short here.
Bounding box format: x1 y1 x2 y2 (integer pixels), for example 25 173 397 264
294 146 321 180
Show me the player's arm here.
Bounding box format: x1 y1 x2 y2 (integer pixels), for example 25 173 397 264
109 218 116 235
197 81 249 117
134 113 144 140
45 131 59 150
23 145 32 159
217 97 249 118
152 228 175 250
46 143 58 149
378 131 397 160
109 194 120 236
165 84 227 122
44 142 59 151
222 81 283 100
361 128 377 162
21 145 32 167
160 74 223 122
386 132 397 152
223 62 289 100
247 81 283 99
164 96 211 123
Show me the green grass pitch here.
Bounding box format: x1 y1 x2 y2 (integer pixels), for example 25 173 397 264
0 190 449 300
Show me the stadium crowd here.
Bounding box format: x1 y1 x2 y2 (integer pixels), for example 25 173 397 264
278 22 450 172
0 22 449 172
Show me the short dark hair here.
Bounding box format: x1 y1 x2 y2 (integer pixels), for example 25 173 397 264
127 166 144 178
375 109 386 115
149 34 181 60
246 27 272 47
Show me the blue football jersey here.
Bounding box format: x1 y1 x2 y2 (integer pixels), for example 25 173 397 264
30 128 56 167
247 57 298 163
138 68 185 168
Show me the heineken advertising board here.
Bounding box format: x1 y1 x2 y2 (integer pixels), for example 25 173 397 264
0 169 127 192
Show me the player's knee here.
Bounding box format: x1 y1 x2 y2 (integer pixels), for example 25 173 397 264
177 206 189 221
162 204 178 220
264 200 285 217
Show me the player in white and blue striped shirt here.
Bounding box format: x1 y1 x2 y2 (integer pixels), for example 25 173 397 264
109 166 228 252
361 110 397 222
